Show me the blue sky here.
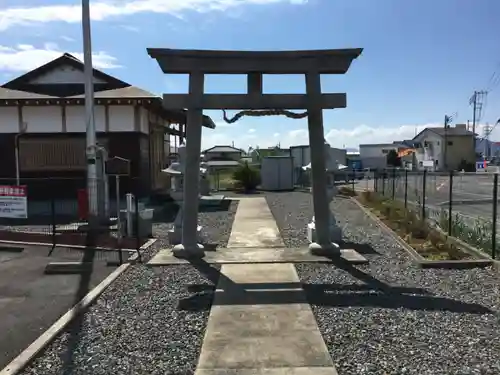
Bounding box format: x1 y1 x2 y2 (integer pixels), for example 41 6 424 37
1 0 499 150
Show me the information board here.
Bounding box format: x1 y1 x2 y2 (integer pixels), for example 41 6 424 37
0 185 28 219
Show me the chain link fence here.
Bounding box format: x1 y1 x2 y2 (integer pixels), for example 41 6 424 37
373 170 499 259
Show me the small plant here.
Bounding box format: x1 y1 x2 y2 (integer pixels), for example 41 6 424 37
358 191 470 260
232 161 261 193
438 209 494 256
338 186 357 196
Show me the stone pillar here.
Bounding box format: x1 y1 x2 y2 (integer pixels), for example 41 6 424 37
172 71 205 258
305 71 338 254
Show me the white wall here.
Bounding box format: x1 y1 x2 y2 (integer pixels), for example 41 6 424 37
0 105 150 134
414 131 442 170
108 105 134 132
23 106 62 133
0 107 19 132
359 144 399 170
290 146 346 170
66 105 106 132
359 144 398 158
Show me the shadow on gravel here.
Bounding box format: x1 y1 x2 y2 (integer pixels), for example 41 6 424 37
60 238 97 375
338 241 379 255
199 199 231 213
179 257 492 315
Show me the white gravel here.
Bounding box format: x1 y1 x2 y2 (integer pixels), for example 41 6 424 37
19 200 238 375
267 192 500 375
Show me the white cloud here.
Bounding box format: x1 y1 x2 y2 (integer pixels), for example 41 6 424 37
119 25 140 32
201 122 500 151
0 43 120 72
60 36 76 42
248 128 255 133
0 0 307 30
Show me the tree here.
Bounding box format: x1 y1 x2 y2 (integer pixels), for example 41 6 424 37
232 161 261 192
386 149 402 167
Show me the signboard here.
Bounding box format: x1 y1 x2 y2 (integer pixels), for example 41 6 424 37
422 160 434 167
105 156 131 176
0 185 27 219
476 160 488 170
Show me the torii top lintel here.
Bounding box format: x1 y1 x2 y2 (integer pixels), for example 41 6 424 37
147 48 363 75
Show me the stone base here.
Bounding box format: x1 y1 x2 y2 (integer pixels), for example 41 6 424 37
147 247 368 265
172 243 205 258
307 221 342 244
168 225 202 245
309 241 341 256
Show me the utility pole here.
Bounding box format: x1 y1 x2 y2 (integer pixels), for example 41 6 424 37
470 90 488 157
443 114 452 170
82 0 99 221
483 122 493 160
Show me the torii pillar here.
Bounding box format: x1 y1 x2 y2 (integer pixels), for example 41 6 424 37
148 48 362 258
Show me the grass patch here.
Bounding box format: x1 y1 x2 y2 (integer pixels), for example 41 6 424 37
437 210 494 257
338 186 357 197
358 191 471 261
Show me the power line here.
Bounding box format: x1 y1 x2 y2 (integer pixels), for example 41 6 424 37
486 62 500 92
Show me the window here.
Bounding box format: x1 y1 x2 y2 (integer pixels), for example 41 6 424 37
382 149 389 154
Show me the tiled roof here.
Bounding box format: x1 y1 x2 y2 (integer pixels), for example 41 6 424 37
204 145 244 153
0 87 57 100
69 86 158 99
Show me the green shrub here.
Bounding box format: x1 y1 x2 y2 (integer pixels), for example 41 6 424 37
438 209 493 255
232 162 261 192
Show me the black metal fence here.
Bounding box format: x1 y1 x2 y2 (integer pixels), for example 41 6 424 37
0 177 148 262
374 170 498 259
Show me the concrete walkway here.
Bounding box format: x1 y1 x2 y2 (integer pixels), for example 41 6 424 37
195 198 338 375
226 197 283 248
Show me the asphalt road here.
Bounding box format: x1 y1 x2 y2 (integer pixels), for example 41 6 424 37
356 173 499 223
0 246 115 369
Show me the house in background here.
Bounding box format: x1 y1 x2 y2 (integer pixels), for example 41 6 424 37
0 53 215 198
202 145 245 169
412 124 475 171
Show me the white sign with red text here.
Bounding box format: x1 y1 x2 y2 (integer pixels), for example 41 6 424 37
0 185 27 219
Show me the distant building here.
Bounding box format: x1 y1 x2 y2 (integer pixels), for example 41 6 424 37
412 124 475 171
0 52 215 197
358 143 405 170
202 145 245 168
346 151 361 170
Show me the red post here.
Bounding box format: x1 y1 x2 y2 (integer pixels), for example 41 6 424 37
77 189 89 220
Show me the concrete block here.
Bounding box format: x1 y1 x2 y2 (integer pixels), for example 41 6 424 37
307 221 342 243
168 225 202 245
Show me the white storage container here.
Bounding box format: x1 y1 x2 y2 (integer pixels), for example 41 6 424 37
260 156 294 191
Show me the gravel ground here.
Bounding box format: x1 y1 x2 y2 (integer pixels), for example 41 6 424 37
267 191 500 375
19 200 237 375
266 191 312 248
151 199 238 251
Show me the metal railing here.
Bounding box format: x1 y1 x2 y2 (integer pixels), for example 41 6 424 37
0 177 146 262
373 170 499 259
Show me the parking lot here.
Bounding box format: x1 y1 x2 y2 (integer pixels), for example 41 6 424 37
0 245 117 368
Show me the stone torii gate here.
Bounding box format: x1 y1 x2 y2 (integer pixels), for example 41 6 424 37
148 48 363 258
